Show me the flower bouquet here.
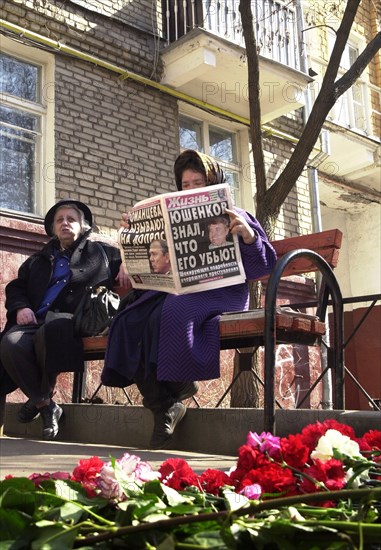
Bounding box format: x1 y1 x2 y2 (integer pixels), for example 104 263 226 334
1 419 380 549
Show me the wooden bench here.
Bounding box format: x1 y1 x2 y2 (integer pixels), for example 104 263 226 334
75 228 344 432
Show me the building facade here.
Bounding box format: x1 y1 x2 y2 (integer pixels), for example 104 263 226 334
1 0 380 409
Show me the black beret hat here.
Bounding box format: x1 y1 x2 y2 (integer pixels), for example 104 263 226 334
44 199 93 236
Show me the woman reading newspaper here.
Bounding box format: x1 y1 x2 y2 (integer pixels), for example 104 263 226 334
101 150 277 449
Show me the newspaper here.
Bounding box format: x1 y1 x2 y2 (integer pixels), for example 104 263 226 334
118 184 246 294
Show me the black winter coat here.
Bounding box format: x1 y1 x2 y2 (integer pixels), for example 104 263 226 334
0 232 122 395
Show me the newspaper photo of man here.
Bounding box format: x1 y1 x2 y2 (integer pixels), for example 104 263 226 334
149 239 171 274
207 215 234 249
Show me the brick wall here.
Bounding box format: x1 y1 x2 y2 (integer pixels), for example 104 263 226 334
2 0 180 233
262 134 312 240
55 56 179 230
4 0 161 78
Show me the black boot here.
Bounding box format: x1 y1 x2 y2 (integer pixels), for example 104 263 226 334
17 400 40 423
39 401 63 440
150 402 186 450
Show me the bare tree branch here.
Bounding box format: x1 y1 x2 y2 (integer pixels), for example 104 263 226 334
335 31 381 97
264 0 362 211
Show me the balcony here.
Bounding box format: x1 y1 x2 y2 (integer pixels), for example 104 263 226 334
308 66 381 210
160 0 312 123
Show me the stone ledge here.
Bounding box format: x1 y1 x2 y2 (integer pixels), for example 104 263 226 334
4 404 380 455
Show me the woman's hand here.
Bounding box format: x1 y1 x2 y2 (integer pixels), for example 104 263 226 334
120 213 130 229
225 208 257 245
16 307 37 325
116 264 132 289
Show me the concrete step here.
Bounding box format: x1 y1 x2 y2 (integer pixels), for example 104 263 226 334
3 403 380 455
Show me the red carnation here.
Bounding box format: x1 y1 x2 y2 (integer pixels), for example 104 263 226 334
231 445 266 484
359 430 381 452
199 469 233 495
280 434 310 469
300 458 346 494
237 462 297 497
158 458 199 491
72 456 104 497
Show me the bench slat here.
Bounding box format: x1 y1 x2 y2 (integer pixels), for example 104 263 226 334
219 311 326 339
83 311 326 355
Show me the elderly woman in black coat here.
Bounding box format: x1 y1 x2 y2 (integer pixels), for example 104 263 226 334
0 199 124 440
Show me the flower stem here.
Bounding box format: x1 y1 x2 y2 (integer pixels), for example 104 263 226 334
36 490 115 526
77 487 380 546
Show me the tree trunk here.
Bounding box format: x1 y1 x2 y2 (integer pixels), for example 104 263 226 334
229 0 380 407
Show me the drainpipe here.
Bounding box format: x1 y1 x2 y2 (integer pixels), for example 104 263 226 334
295 0 333 409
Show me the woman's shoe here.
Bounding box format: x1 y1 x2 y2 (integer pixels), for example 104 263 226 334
17 400 40 423
39 401 63 440
150 402 186 450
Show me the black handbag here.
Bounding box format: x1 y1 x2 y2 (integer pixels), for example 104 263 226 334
73 243 121 337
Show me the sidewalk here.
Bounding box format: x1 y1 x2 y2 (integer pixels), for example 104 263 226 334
0 435 238 479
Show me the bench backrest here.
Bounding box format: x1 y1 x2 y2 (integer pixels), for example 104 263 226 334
267 228 342 279
112 229 343 294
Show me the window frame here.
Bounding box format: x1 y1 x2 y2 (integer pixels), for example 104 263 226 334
0 35 55 219
178 103 252 209
327 30 370 134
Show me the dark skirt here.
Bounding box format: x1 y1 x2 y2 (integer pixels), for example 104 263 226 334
101 291 166 388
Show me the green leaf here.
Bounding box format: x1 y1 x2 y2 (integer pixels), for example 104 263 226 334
0 486 36 516
164 503 208 516
0 477 36 494
143 512 171 523
182 530 228 549
0 507 32 540
59 501 85 523
30 524 78 550
156 533 176 550
143 479 163 496
117 496 166 519
161 484 193 507
53 479 84 502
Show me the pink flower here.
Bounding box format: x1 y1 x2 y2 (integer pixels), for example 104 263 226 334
246 431 281 457
28 471 70 486
239 483 262 500
118 453 159 483
97 453 159 501
97 462 123 500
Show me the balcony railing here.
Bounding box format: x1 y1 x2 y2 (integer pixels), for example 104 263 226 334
163 0 301 70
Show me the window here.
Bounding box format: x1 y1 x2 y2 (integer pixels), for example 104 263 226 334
327 31 368 133
0 37 54 217
179 114 241 204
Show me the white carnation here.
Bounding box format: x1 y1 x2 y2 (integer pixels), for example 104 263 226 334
311 429 362 462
